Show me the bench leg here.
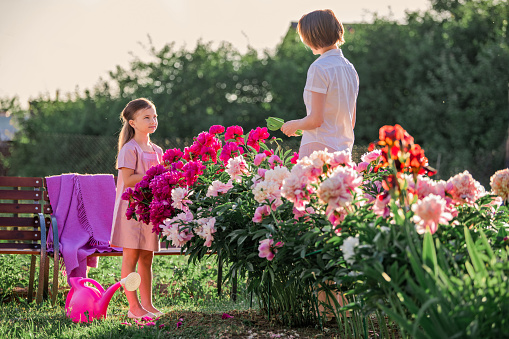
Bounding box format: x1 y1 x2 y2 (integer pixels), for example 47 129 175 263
43 255 49 300
51 251 59 306
28 255 36 303
36 251 46 304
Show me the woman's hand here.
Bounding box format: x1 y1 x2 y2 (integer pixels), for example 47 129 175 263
281 120 301 137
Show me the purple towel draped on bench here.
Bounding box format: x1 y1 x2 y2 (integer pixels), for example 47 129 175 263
46 174 117 281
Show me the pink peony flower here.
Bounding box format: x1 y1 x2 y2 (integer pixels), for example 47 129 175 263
412 194 453 234
281 164 313 211
160 211 194 247
257 168 267 178
258 238 276 261
318 166 363 211
446 170 484 205
253 153 267 166
373 192 391 218
206 180 234 197
171 187 191 211
253 205 271 223
416 176 446 199
226 155 249 182
361 149 382 163
264 166 291 184
329 150 354 169
325 205 348 231
252 180 281 204
268 154 282 169
292 206 315 220
355 161 369 173
490 168 509 202
195 217 216 247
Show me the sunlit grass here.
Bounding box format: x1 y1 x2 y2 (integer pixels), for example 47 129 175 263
0 254 255 338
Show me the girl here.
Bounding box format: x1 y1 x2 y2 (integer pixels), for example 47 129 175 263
110 98 164 319
281 9 359 159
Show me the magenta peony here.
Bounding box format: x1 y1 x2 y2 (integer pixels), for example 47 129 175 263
246 127 270 152
224 125 244 144
209 125 225 135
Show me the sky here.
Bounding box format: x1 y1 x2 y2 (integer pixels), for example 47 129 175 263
0 0 431 106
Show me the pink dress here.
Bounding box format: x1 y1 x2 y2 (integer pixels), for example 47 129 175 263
110 139 163 252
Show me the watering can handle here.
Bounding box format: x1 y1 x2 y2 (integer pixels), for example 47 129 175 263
79 278 106 294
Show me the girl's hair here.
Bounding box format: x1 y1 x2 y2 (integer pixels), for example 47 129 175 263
117 98 156 153
298 9 345 50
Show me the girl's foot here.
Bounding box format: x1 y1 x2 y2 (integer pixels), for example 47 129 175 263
128 310 155 319
142 305 163 317
128 306 155 319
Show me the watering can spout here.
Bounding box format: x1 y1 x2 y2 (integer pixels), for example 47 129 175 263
98 272 141 314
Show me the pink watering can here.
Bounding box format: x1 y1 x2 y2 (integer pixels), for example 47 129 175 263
65 272 141 323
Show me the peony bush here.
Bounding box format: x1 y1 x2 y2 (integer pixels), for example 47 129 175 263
123 123 509 335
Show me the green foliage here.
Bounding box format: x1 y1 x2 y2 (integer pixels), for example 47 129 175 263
0 254 31 301
6 0 508 184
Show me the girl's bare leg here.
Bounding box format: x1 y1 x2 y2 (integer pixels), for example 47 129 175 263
121 248 150 317
138 250 160 314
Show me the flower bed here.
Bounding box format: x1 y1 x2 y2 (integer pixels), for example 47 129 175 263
123 123 509 337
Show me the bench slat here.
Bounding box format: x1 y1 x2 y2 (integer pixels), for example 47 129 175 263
0 243 41 250
0 249 41 255
0 230 41 241
89 248 183 256
0 216 39 227
0 177 44 188
0 190 43 201
0 203 42 214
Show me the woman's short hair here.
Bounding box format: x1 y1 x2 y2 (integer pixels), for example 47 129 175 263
298 9 345 50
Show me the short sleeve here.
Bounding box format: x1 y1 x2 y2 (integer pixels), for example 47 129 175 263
153 143 164 164
304 64 328 94
117 144 137 170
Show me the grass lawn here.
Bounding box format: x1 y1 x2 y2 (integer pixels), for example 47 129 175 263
1 254 386 338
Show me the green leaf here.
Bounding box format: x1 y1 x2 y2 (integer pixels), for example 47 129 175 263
237 235 248 246
422 230 438 276
464 226 487 276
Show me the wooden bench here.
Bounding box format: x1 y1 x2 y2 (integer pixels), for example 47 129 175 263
2 176 229 305
0 176 57 303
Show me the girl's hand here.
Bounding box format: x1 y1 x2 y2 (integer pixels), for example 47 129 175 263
281 120 301 137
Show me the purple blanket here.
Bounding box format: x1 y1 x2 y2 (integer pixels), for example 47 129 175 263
46 174 116 281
